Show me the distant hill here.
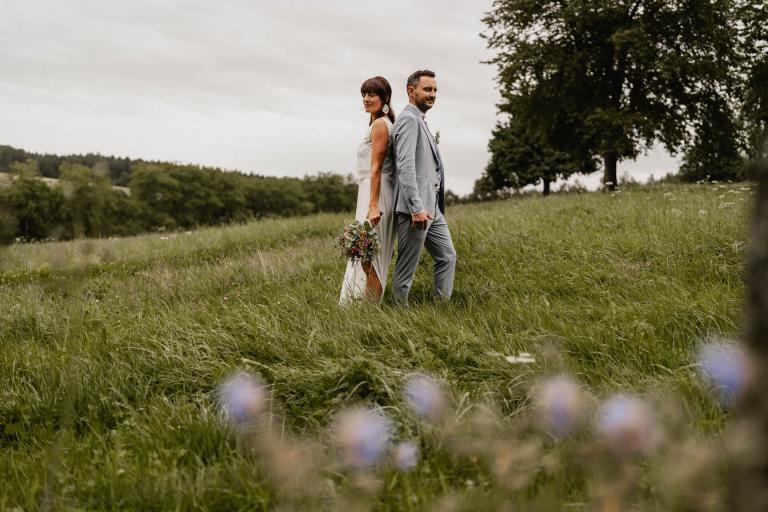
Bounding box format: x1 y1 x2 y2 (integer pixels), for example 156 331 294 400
0 144 141 186
0 171 130 194
0 144 278 187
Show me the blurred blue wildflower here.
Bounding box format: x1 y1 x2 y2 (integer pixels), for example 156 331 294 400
218 370 266 422
534 376 583 438
596 393 659 456
334 407 393 469
404 373 445 421
393 441 419 471
696 339 749 407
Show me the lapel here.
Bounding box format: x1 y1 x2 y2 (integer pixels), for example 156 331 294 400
420 119 441 164
406 105 441 164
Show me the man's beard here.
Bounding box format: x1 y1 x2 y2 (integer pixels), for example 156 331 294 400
415 98 434 113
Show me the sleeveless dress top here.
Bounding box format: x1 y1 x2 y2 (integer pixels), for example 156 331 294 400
355 117 395 182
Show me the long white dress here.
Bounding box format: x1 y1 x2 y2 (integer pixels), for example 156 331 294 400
339 118 396 304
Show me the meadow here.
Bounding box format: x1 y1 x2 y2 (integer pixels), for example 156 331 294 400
0 182 754 510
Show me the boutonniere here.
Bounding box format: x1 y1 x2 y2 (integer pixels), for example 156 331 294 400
434 129 440 144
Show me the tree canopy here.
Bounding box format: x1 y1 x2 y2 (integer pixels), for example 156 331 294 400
478 0 766 193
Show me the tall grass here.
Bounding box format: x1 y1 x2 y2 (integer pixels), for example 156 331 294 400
0 183 753 510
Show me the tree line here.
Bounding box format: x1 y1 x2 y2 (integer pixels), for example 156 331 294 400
476 1 768 195
0 147 357 244
0 145 135 186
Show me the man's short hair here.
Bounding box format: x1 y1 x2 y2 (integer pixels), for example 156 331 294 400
407 70 436 89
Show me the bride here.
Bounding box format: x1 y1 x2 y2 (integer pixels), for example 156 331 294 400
339 76 397 304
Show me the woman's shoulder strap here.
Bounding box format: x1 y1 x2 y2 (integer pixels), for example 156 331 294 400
371 116 392 134
377 116 394 134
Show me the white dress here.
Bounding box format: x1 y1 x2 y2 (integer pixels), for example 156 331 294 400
339 118 396 304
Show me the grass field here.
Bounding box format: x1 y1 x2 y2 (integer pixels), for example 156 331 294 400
0 183 754 510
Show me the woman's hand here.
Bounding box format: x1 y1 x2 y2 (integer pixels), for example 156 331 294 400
367 206 382 227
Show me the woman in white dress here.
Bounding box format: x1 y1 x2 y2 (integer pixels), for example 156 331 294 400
339 76 397 304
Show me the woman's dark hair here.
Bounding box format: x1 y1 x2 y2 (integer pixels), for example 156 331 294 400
360 76 395 124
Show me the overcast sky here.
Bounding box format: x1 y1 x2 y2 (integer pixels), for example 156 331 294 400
1 0 679 195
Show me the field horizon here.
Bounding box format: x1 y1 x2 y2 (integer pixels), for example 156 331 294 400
0 182 754 510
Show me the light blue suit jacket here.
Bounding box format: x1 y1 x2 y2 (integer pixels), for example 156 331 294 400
392 104 445 216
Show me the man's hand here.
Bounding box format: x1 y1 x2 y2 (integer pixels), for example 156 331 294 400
366 206 382 227
411 210 433 230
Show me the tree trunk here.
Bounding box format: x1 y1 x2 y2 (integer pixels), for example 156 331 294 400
543 178 551 196
603 152 618 191
731 161 768 510
603 43 625 193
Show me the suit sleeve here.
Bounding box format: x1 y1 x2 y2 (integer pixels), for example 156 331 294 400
393 113 424 214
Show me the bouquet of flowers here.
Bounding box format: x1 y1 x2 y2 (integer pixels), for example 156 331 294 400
337 220 379 263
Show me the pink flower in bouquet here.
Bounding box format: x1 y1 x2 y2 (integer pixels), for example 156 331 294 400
337 220 380 263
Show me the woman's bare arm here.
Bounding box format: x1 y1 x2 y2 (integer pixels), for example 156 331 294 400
367 118 389 226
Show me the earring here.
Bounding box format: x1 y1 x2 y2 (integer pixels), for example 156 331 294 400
382 104 390 115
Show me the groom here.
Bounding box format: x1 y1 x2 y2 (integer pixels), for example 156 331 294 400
391 69 457 304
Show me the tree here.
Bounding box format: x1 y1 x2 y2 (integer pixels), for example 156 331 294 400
0 160 66 241
738 2 768 179
129 163 183 229
130 163 253 228
302 173 357 213
59 162 127 238
0 195 17 244
478 119 597 196
444 189 461 207
0 147 33 173
205 170 250 224
9 159 40 179
679 98 746 182
680 3 768 183
242 177 313 218
483 0 747 191
168 165 226 227
742 60 768 179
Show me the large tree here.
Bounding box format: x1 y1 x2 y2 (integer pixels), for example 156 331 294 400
679 97 745 182
478 119 596 196
483 0 747 190
744 59 768 176
740 2 768 177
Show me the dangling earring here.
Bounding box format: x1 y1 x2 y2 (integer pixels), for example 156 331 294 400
382 104 390 115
